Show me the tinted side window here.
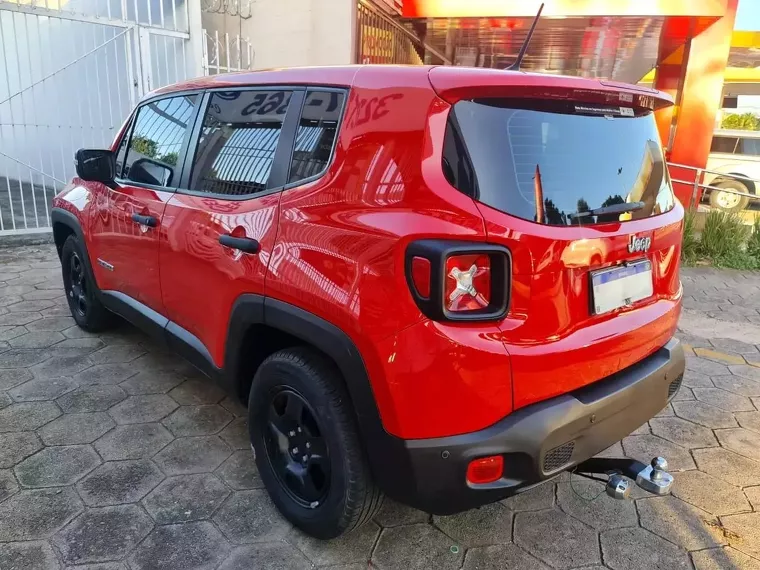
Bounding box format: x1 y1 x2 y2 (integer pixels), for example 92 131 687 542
288 91 345 184
122 95 197 187
189 90 292 196
711 136 739 154
442 115 476 196
738 137 760 156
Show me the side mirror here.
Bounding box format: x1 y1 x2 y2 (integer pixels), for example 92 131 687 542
75 149 116 184
127 158 173 187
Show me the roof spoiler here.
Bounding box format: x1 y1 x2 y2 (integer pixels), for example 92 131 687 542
428 67 674 110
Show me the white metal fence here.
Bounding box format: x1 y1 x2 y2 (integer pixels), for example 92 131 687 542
668 162 759 222
0 1 255 237
202 28 253 75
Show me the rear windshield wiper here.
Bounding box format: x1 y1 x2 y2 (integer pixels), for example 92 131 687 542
568 201 645 219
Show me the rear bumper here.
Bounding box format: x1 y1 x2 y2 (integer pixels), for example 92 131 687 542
375 337 685 514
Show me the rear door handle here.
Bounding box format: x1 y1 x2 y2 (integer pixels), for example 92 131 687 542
219 234 260 254
131 213 158 228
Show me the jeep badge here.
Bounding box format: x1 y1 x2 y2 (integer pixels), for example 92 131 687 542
628 235 651 253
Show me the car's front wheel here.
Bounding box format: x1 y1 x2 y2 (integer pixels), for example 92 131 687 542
61 235 113 331
248 347 383 539
709 179 751 212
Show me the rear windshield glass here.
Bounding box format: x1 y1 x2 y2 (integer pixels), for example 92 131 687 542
444 98 676 226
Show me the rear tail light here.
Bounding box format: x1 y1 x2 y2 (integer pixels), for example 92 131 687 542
405 240 510 322
467 455 504 484
410 256 431 299
445 254 490 312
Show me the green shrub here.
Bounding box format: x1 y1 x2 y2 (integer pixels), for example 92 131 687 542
711 248 760 271
681 211 699 265
679 209 760 271
698 210 749 262
721 112 760 130
748 218 760 261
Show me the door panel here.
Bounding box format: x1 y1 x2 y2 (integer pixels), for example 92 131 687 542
89 184 172 312
160 194 281 366
159 88 302 367
89 94 200 314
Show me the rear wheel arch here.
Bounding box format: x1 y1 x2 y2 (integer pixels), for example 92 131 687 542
711 173 756 194
228 321 306 403
224 296 372 415
223 296 412 498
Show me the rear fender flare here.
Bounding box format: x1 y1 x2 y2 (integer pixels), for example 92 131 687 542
224 295 375 421
224 295 412 496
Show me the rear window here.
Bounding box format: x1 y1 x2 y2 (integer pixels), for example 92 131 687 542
443 98 676 226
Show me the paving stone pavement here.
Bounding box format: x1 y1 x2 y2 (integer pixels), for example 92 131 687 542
0 244 759 569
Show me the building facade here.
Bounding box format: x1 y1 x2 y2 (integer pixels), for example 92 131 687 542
0 0 747 234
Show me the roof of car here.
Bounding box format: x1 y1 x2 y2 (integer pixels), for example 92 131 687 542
149 64 672 106
150 65 371 96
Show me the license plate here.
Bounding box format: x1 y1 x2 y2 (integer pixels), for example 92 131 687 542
591 260 653 315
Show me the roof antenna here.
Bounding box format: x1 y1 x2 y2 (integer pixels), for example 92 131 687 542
506 2 544 71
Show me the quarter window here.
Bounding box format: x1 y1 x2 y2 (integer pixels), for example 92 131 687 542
121 95 198 187
710 136 739 154
289 91 345 184
189 90 292 196
737 137 760 156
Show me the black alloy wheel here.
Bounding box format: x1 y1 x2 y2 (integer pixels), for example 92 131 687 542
68 251 88 318
264 388 330 508
60 235 113 331
248 347 383 538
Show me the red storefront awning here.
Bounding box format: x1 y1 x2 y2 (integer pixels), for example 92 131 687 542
400 0 728 83
402 0 727 19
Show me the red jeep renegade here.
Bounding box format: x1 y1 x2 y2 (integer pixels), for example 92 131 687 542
52 64 685 539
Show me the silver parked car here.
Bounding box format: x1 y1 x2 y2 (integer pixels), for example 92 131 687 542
705 129 760 212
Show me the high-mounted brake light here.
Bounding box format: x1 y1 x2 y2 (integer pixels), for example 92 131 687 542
405 241 511 322
445 254 490 312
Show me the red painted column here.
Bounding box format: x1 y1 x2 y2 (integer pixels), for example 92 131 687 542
654 2 738 207
653 17 692 150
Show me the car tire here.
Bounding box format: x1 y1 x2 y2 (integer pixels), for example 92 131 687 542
248 347 383 539
709 180 751 212
61 235 113 332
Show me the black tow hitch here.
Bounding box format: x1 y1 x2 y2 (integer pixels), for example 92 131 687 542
571 456 674 500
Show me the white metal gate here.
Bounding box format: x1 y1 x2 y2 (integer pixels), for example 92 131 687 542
202 28 253 76
0 0 203 235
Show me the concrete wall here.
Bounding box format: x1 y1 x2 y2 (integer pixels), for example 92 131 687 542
202 0 355 70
